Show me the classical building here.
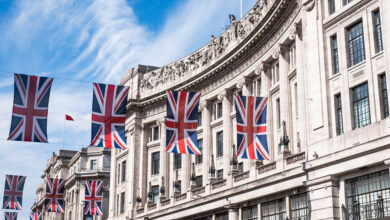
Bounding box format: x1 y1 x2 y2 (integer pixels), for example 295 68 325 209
109 0 390 219
31 147 111 220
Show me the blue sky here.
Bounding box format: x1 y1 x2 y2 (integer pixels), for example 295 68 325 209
0 0 256 219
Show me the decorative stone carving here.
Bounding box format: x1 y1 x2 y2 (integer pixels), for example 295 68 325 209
303 0 315 12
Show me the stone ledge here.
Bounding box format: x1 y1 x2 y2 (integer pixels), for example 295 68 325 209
233 171 250 182
286 152 305 164
136 207 144 214
174 193 187 201
147 203 157 210
212 179 227 189
258 162 277 174
160 198 171 206
192 186 205 196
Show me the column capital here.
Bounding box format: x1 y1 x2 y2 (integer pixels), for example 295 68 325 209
235 77 251 89
157 117 166 126
217 89 232 101
289 22 302 40
255 62 271 75
199 100 211 111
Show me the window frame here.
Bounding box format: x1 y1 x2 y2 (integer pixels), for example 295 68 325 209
345 20 365 67
330 34 339 75
151 185 159 204
151 152 160 175
216 131 224 158
379 74 389 119
242 204 258 220
90 159 97 170
261 198 287 220
351 82 371 129
334 93 344 135
174 153 182 170
372 9 383 53
195 139 203 165
290 192 309 220
217 169 224 181
121 160 126 183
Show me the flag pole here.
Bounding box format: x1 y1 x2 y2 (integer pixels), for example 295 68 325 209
61 115 65 149
240 0 242 19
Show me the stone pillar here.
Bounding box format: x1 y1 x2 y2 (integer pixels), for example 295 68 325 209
139 125 148 205
200 100 211 184
218 90 232 183
228 207 239 220
182 154 191 193
158 118 168 198
380 0 390 116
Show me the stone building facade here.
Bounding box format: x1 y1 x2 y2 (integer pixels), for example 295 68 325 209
109 0 390 219
31 147 111 220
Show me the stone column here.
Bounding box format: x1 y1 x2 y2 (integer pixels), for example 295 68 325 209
139 124 148 205
228 207 239 220
380 0 390 119
218 90 232 183
158 118 168 198
182 154 191 193
200 100 211 184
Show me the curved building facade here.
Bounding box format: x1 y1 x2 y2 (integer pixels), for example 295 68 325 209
109 0 390 219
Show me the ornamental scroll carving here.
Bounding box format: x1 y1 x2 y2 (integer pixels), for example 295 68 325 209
139 0 275 90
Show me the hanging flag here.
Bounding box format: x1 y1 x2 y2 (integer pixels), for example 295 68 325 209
29 212 42 220
84 180 103 216
44 178 65 213
234 94 270 160
7 73 53 143
4 212 17 220
166 90 201 154
2 175 26 210
90 83 129 149
65 114 74 121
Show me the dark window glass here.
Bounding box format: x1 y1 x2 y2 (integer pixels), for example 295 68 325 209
345 170 390 219
242 204 258 220
151 185 159 204
218 102 223 118
215 212 228 220
373 10 383 53
261 198 286 220
238 162 244 173
346 21 365 67
217 169 224 181
177 180 181 192
198 111 202 126
343 0 354 5
120 192 125 214
195 175 203 187
116 194 119 215
379 74 389 118
174 153 182 170
331 35 339 74
335 94 343 135
151 152 160 175
121 161 126 182
90 160 97 170
153 126 159 141
276 98 281 129
217 131 223 158
290 193 309 220
352 83 371 129
195 139 203 164
328 0 335 14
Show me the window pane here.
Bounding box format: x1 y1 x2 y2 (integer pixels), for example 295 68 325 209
334 94 343 135
352 83 370 129
328 0 335 14
373 10 383 53
379 74 389 118
121 161 126 182
195 139 203 164
261 198 286 220
217 131 223 158
151 152 160 175
242 205 258 220
290 193 308 220
331 35 339 74
347 21 365 67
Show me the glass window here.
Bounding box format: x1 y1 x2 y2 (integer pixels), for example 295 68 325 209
217 169 224 181
153 126 159 141
335 94 343 135
373 10 383 53
174 153 182 170
379 74 389 118
289 42 296 71
346 21 365 67
116 194 120 215
352 83 370 129
328 0 335 14
151 152 160 175
176 180 182 193
343 0 354 5
216 131 223 158
294 83 298 117
120 192 125 214
121 161 126 182
330 35 339 74
151 185 159 204
195 139 203 165
215 212 228 220
198 111 202 127
90 160 97 170
195 175 203 187
345 170 390 219
117 163 121 185
271 61 279 85
238 162 244 173
261 198 286 220
213 102 223 120
290 192 309 220
242 204 258 220
276 98 281 129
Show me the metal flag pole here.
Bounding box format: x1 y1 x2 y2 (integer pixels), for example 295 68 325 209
240 0 243 19
61 115 65 149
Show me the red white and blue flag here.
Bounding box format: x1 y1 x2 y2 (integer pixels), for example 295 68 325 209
234 95 270 160
166 90 201 154
44 178 65 213
4 212 18 220
90 83 129 149
8 73 53 143
29 212 42 220
2 175 26 210
84 180 103 216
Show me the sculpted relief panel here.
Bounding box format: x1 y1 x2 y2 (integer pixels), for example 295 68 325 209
139 0 273 92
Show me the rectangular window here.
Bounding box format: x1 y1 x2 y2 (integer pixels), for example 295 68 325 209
242 204 258 220
328 0 335 14
294 83 298 117
276 98 281 129
174 153 182 170
151 185 159 204
346 21 365 67
148 125 160 142
120 192 125 214
352 83 370 129
345 170 390 219
334 94 343 135
216 131 223 158
121 161 126 182
116 194 119 215
379 74 389 118
117 163 121 185
213 102 223 120
238 162 244 173
330 35 339 74
198 111 202 127
195 175 203 187
343 0 354 5
271 61 279 85
217 169 224 181
261 198 286 220
215 212 228 220
290 192 309 220
373 10 383 53
90 160 97 170
176 180 182 192
289 42 296 71
151 152 160 175
195 139 203 164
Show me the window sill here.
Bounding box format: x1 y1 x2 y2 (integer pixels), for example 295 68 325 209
371 50 384 60
329 72 341 81
347 60 366 72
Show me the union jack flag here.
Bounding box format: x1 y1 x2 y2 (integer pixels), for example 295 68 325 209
8 73 53 143
234 95 270 160
4 212 17 220
166 90 201 154
90 83 129 149
84 180 103 216
29 212 42 220
44 178 65 213
2 175 26 210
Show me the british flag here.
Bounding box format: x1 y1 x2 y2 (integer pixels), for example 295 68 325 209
234 95 270 160
44 178 65 213
84 180 103 216
90 83 129 149
2 175 26 210
4 212 17 220
7 73 53 143
29 212 42 220
166 90 201 154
